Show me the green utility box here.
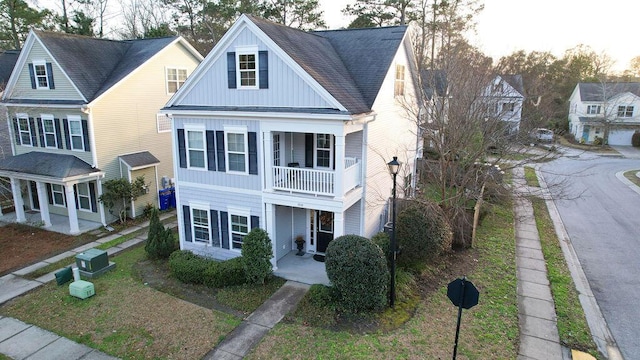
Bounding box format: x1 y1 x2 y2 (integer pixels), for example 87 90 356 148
69 280 95 299
76 249 109 272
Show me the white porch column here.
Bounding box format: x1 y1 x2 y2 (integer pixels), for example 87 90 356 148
334 135 345 199
64 183 80 235
333 211 344 238
263 132 273 191
10 178 25 222
265 203 277 269
35 181 51 227
97 179 106 226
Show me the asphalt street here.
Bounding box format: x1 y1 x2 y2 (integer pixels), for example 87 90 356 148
541 150 640 360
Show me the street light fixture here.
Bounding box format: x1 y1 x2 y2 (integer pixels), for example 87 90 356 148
387 156 401 307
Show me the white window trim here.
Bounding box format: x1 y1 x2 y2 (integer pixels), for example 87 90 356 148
227 206 250 252
394 64 405 97
40 114 57 148
617 105 634 118
273 133 281 166
51 184 66 207
33 60 49 90
157 114 171 133
165 67 187 95
314 133 333 169
184 124 207 170
67 115 84 151
16 113 31 147
224 125 249 175
587 105 601 115
190 202 211 245
236 46 259 90
76 183 92 212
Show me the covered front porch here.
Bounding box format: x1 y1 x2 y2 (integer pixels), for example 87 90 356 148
0 210 103 235
273 251 330 285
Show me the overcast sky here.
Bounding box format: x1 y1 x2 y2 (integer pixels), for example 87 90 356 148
320 0 640 72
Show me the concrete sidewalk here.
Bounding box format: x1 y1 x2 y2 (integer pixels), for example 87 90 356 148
0 212 177 360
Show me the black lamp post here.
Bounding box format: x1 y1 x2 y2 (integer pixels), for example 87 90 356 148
387 156 401 307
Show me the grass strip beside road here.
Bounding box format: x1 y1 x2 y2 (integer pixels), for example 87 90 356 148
524 166 540 187
531 198 600 358
623 170 640 187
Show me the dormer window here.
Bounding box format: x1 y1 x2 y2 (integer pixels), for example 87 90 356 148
28 60 55 90
227 49 269 89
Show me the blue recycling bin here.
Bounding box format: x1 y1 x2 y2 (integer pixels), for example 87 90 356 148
159 187 175 210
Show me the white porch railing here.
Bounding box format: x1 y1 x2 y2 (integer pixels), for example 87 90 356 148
271 157 361 196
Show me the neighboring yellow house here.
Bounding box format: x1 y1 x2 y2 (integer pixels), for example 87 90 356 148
0 30 202 234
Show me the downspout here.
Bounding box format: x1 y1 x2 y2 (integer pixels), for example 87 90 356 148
359 114 376 236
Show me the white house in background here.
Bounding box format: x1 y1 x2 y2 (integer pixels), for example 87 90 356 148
162 15 420 274
483 75 525 135
568 82 640 145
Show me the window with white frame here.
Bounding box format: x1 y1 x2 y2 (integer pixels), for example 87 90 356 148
186 129 206 169
273 134 280 166
315 134 332 168
502 103 515 112
68 116 84 151
191 207 211 244
230 213 249 249
237 49 257 88
394 64 405 96
587 105 601 115
618 105 634 117
225 127 247 173
76 183 91 211
166 68 187 94
51 184 65 206
41 114 57 148
17 114 31 146
157 114 171 133
33 60 49 89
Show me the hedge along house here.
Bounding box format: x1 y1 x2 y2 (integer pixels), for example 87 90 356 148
163 15 421 283
0 30 202 234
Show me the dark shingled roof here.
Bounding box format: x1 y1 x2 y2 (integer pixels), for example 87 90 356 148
0 50 19 85
120 151 160 169
0 152 100 178
501 74 525 97
34 31 178 102
578 82 640 101
247 15 408 114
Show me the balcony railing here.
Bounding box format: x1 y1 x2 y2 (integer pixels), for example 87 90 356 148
271 157 361 196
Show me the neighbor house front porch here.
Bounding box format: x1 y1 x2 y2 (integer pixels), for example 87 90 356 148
0 210 103 235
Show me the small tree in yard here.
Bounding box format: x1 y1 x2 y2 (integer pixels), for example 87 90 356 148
241 228 273 284
98 175 146 224
145 207 176 259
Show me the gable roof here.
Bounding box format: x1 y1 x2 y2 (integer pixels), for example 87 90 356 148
500 74 525 97
578 82 640 102
0 50 19 85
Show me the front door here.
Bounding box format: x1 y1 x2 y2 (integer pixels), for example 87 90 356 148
316 210 334 254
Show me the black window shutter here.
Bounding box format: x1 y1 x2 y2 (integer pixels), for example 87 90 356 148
28 64 36 89
177 129 186 168
332 135 336 170
305 133 314 167
12 118 20 145
251 215 259 229
46 183 53 205
63 119 71 149
28 117 37 146
220 211 229 249
259 51 268 89
248 131 258 175
54 118 63 149
216 131 225 172
89 182 97 213
37 118 44 147
206 130 216 171
81 119 90 151
227 52 236 89
183 205 192 242
46 63 55 89
210 210 220 247
73 184 79 209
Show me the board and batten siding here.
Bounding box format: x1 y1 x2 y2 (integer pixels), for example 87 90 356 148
173 116 262 191
176 27 334 109
90 42 201 195
275 205 293 260
362 37 418 238
10 42 83 101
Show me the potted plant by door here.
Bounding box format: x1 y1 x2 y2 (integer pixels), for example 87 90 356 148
295 235 305 256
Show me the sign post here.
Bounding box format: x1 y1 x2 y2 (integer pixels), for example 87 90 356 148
447 276 479 360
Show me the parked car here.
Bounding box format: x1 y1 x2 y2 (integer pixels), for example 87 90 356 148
530 128 554 142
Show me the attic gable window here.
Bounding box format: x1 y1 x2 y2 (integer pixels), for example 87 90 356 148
227 49 268 89
394 64 405 97
238 53 257 88
28 60 55 90
166 68 187 94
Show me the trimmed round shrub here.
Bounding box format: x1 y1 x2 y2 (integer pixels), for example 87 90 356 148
241 228 274 284
325 235 390 313
371 231 391 269
168 250 210 284
396 199 452 270
204 257 246 288
632 131 640 147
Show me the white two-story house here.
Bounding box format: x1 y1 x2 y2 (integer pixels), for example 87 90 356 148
483 75 525 135
163 15 420 273
568 82 640 145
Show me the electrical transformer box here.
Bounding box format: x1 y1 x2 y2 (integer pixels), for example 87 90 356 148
75 249 109 272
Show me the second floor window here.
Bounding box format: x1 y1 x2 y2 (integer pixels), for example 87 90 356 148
315 134 332 168
587 105 601 114
226 132 247 172
166 68 187 94
187 130 205 169
394 65 405 96
68 117 84 151
41 115 57 148
618 106 634 117
76 183 91 211
502 103 515 112
18 116 32 146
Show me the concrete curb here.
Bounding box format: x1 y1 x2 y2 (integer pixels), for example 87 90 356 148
536 168 623 360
